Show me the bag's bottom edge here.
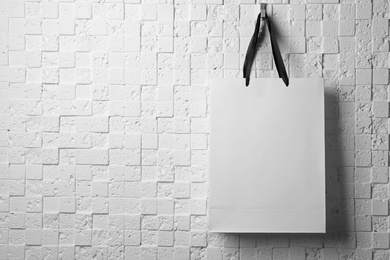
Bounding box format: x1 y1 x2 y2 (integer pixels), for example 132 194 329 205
208 230 326 233
209 208 326 233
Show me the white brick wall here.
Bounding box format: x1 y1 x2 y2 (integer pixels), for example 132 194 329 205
0 0 389 259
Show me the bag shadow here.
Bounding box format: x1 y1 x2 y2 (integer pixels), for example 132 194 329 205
222 91 355 250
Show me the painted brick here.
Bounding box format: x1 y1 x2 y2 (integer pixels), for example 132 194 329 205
373 233 390 249
371 167 388 183
372 200 389 216
0 1 389 258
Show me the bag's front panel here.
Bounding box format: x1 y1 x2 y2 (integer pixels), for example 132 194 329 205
209 78 325 233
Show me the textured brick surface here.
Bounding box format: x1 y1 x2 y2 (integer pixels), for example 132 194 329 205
0 0 389 259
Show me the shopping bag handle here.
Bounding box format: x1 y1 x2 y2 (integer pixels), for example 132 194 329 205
243 11 289 87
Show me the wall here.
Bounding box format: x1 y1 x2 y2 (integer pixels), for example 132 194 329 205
0 0 389 259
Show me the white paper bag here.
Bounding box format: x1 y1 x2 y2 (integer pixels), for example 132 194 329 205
209 78 325 233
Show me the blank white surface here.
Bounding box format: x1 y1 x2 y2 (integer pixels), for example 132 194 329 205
209 78 325 233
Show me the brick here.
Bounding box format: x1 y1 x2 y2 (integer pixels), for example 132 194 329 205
125 230 141 246
373 233 390 249
339 20 355 36
290 4 305 21
356 249 372 260
190 199 206 215
173 183 190 199
373 69 389 84
306 21 322 37
322 248 338 260
372 200 389 216
356 69 372 85
355 199 371 216
372 151 388 166
42 230 59 245
355 215 371 231
371 167 388 183
373 102 389 118
59 198 75 213
355 135 371 150
142 134 158 149
356 232 372 249
355 183 371 199
25 229 42 245
372 135 388 150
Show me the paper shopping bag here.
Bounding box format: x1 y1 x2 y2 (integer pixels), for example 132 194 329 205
209 77 325 233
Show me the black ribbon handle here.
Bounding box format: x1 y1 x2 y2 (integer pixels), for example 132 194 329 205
243 11 289 87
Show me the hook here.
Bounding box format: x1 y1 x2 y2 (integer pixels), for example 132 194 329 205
260 3 266 19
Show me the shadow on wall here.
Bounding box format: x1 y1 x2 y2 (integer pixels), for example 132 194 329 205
219 91 356 254
216 17 356 255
